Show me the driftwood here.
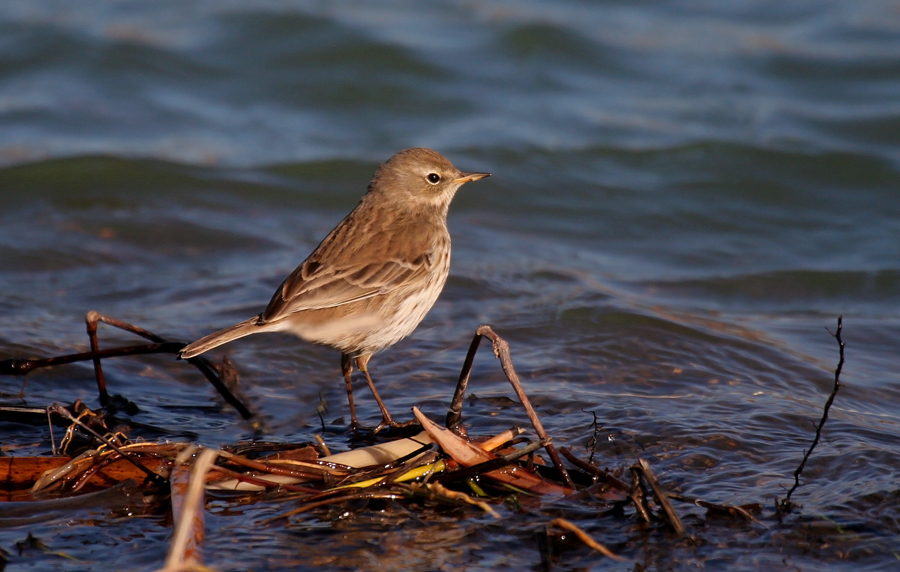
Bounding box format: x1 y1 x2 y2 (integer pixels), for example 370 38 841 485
0 316 850 570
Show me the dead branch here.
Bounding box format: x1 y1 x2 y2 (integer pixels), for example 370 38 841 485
628 466 652 524
778 315 845 512
0 342 184 375
432 438 548 485
666 492 760 522
48 404 168 487
0 312 253 420
558 446 629 491
635 459 686 536
445 325 575 489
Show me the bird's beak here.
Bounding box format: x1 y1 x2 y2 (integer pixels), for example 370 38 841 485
453 172 491 184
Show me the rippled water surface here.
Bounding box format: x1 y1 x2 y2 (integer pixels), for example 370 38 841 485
2 1 900 570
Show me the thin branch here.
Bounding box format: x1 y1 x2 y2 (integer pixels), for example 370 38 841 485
778 316 844 511
0 342 185 375
628 466 651 523
444 325 575 489
558 446 629 492
48 404 168 487
445 329 483 431
1 312 254 420
636 459 686 536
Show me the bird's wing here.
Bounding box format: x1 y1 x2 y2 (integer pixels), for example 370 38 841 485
259 211 436 322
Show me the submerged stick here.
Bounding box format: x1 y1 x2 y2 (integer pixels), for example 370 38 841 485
445 325 575 489
778 316 845 511
666 492 759 522
558 446 629 492
628 466 651 524
548 518 626 562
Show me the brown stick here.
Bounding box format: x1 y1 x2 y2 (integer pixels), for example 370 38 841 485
559 446 629 492
445 329 483 430
0 342 185 374
445 325 575 489
87 311 255 420
636 459 685 536
548 518 627 561
48 404 167 487
432 438 549 485
629 466 651 524
214 449 336 481
666 492 758 522
206 464 321 494
1 312 254 420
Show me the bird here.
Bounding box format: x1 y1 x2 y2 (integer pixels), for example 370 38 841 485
179 148 490 431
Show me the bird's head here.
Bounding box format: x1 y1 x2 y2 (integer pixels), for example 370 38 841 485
368 148 490 214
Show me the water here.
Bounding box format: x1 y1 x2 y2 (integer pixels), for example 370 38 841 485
1 1 899 570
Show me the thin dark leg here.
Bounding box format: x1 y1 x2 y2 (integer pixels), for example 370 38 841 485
341 354 359 429
356 355 415 432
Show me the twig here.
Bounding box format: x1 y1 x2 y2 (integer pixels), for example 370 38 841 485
446 330 483 431
778 316 845 511
636 459 686 536
48 404 168 487
1 312 254 420
629 466 651 523
548 518 626 561
0 342 185 374
206 465 321 494
666 492 759 522
314 434 331 457
432 438 548 485
444 325 575 489
87 311 254 420
558 446 629 491
583 410 602 466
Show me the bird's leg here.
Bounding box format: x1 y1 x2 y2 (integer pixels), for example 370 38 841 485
355 355 416 432
341 354 360 430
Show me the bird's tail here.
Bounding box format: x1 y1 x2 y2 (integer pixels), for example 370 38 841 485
180 316 261 359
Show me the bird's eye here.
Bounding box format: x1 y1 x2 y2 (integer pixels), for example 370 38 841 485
426 173 441 184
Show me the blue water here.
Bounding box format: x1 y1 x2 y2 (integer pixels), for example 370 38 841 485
1 1 900 570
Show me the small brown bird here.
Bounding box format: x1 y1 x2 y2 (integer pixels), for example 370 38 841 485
180 148 489 430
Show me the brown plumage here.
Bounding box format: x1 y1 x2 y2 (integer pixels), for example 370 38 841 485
180 148 490 430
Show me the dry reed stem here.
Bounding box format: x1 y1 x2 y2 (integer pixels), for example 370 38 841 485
166 448 219 569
